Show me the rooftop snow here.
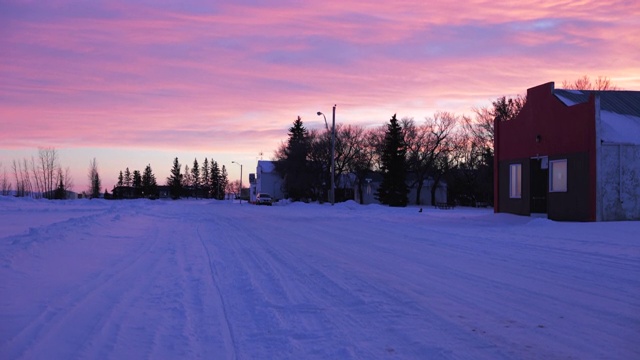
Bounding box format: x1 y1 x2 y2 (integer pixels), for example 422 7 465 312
554 89 640 144
600 111 640 144
258 160 276 173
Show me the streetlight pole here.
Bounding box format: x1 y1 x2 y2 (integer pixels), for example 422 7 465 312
232 161 243 204
331 105 336 205
317 105 336 205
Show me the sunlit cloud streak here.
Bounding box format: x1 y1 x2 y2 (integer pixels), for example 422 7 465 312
1 0 639 190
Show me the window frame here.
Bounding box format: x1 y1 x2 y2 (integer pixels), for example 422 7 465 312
549 159 568 193
509 163 522 199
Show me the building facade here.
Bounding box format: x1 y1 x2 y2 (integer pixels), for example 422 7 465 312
494 82 640 221
254 160 285 202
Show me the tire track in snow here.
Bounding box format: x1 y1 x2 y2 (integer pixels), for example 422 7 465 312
248 214 512 359
198 206 509 359
266 208 638 359
1 212 163 360
195 223 238 360
195 211 309 358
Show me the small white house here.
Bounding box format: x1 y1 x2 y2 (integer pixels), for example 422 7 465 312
255 160 285 201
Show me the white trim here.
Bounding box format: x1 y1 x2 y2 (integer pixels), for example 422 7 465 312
509 163 522 199
549 159 568 192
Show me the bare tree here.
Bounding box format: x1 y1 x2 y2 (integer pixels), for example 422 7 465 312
367 124 387 172
36 147 58 199
467 106 495 148
1 162 11 196
6 148 71 199
404 112 459 205
12 159 33 197
12 160 23 197
562 75 619 90
457 109 496 201
349 127 379 204
227 179 241 199
308 124 371 201
29 157 43 197
306 128 331 200
334 125 365 184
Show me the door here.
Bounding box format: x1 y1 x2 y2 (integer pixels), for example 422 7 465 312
530 157 548 213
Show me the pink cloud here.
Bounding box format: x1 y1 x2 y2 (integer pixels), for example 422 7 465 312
1 0 639 191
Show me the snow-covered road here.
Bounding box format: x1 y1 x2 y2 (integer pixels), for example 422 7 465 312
1 198 639 359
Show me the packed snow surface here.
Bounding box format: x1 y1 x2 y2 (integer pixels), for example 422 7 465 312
1 197 639 359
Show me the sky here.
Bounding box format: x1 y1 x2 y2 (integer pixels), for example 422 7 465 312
1 0 639 192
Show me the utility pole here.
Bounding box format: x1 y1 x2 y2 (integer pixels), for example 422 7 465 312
331 105 336 205
317 105 337 205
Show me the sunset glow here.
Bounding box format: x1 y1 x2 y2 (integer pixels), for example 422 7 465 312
2 0 639 192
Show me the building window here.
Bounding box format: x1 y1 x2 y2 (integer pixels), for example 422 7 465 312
549 159 568 192
509 163 522 198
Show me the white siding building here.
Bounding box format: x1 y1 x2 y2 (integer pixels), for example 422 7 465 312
255 160 285 201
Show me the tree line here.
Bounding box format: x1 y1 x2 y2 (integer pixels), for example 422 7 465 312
274 96 523 207
2 76 616 203
1 147 74 199
1 151 230 201
274 75 618 207
111 157 229 200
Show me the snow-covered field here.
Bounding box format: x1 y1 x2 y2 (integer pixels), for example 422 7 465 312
1 197 639 360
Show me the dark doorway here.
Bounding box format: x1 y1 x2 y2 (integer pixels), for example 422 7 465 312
530 157 548 213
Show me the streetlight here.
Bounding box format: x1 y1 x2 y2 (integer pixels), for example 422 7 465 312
232 161 243 204
317 105 336 205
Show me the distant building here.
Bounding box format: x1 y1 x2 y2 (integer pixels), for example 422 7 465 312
42 190 78 200
255 160 285 201
353 172 447 206
112 186 137 199
254 160 448 206
494 82 640 221
249 173 257 203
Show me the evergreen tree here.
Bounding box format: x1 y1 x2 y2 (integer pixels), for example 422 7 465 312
117 171 124 187
167 157 182 199
210 160 220 199
219 165 228 200
191 158 200 198
277 116 311 201
376 114 409 207
88 158 101 199
183 165 192 189
142 164 158 198
492 96 525 123
91 173 101 198
54 173 66 200
132 170 142 197
202 158 210 198
124 167 132 187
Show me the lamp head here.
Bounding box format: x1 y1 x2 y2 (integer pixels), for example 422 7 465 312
317 111 322 116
